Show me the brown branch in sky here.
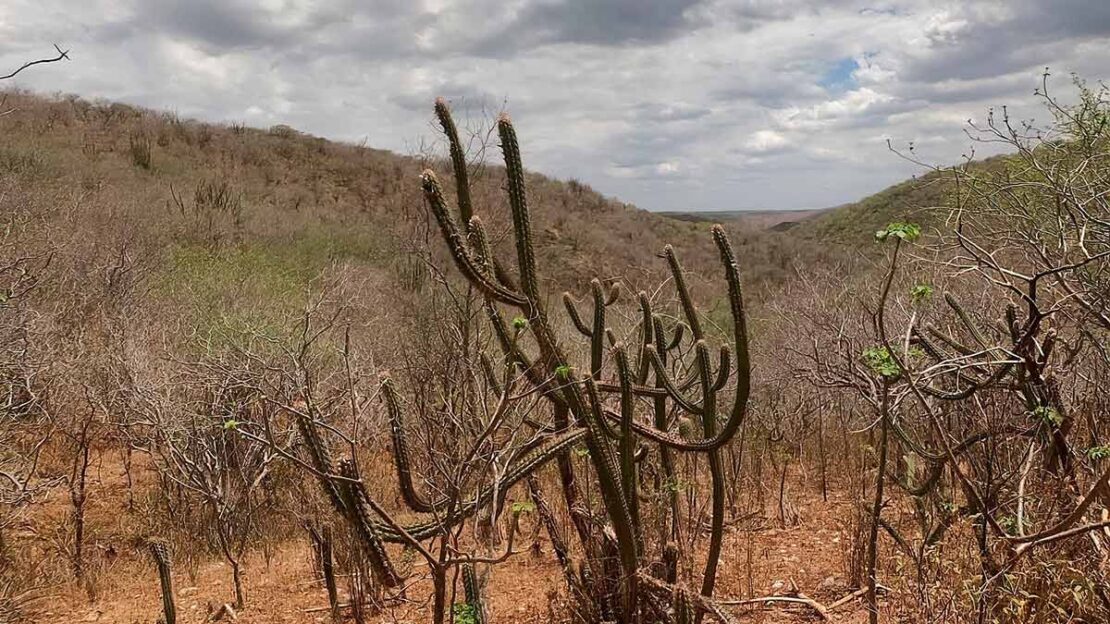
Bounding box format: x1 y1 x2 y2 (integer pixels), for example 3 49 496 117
0 44 70 80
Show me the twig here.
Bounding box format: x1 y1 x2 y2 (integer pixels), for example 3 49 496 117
827 583 891 611
0 44 70 80
720 595 829 620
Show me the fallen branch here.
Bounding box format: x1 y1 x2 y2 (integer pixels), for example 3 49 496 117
720 595 829 620
718 580 892 620
827 583 891 611
719 579 830 620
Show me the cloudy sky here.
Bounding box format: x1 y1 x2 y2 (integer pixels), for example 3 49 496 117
1 1 1108 211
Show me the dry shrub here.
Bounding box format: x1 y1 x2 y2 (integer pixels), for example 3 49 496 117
128 131 152 170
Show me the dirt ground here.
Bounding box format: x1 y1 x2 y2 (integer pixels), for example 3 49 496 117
21 455 885 624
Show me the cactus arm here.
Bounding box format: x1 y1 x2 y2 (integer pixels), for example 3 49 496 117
666 321 688 352
563 292 593 336
664 245 704 339
712 225 751 433
945 293 992 349
647 346 704 415
434 98 473 225
148 541 177 624
711 345 731 392
590 279 607 380
380 378 443 513
373 427 587 542
604 282 622 306
675 588 696 624
694 340 726 616
560 373 639 616
527 474 570 570
294 411 348 515
636 292 656 385
461 563 487 624
336 460 403 587
913 324 1012 397
613 345 643 546
926 324 976 355
637 573 740 624
485 302 556 398
912 326 952 361
920 362 1014 400
421 170 527 306
652 328 681 546
654 317 670 362
466 214 497 275
498 114 544 305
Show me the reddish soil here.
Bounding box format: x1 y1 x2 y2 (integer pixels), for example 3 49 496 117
21 455 883 624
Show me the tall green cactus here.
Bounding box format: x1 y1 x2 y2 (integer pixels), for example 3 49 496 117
416 100 754 623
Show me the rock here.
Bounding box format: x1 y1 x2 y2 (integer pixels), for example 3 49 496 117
819 576 838 590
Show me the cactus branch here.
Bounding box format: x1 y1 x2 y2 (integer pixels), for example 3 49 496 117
422 170 527 306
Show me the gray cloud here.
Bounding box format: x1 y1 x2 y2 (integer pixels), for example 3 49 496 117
1 0 1108 211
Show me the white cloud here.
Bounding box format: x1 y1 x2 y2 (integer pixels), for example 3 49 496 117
0 0 1107 211
744 129 788 153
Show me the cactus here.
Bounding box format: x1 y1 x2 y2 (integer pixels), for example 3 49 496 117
335 459 403 588
147 539 176 624
461 563 486 624
284 99 753 623
414 100 754 622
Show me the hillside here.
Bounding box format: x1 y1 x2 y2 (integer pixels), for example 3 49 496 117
0 90 830 311
800 154 1013 246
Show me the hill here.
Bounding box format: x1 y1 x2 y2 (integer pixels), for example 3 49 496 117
0 90 826 315
800 154 1012 246
658 208 826 231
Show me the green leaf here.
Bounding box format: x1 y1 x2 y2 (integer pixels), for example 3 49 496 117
511 315 528 329
861 346 900 378
1032 405 1062 426
1086 445 1110 460
663 476 688 493
554 364 572 380
910 283 934 304
222 419 240 430
510 501 535 514
875 222 921 243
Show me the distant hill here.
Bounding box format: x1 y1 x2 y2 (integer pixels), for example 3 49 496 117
0 89 830 341
0 89 1012 339
657 209 826 232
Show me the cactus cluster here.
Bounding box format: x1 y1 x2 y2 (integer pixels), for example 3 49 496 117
288 99 752 623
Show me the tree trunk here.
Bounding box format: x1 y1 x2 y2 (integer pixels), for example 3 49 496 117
230 557 244 609
431 566 447 624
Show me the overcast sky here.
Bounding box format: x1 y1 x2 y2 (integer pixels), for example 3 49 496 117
1 1 1108 211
